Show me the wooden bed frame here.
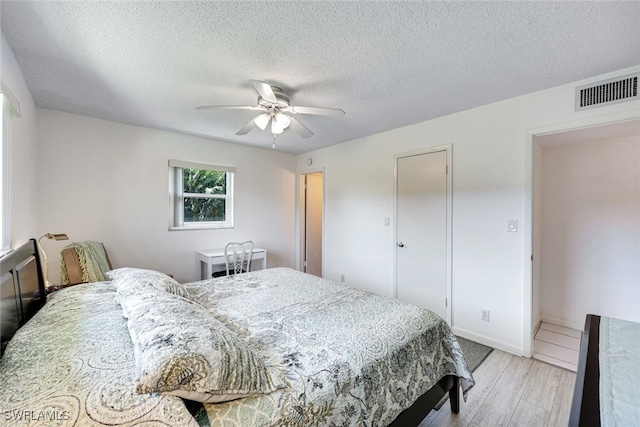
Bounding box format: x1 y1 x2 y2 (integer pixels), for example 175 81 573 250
0 239 46 356
0 239 460 424
569 314 601 427
389 375 459 426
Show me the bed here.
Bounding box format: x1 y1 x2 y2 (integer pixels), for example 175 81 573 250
0 240 474 426
569 314 640 426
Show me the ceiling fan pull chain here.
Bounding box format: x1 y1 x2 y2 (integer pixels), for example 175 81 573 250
272 134 276 150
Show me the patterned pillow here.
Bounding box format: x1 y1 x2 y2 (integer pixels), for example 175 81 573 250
119 286 285 403
107 267 190 299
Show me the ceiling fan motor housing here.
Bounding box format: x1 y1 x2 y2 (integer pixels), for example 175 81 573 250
258 87 290 110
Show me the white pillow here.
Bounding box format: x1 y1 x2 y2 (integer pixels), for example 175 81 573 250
118 285 285 403
107 267 191 300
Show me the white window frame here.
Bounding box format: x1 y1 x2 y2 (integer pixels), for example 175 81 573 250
0 97 6 252
169 160 234 230
0 82 20 253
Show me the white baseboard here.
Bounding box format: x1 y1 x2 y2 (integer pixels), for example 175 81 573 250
540 315 583 331
452 327 522 357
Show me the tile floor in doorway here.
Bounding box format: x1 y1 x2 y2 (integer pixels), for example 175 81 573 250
533 322 581 371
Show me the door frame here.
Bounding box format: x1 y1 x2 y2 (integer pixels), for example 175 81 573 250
523 109 640 358
296 167 325 276
393 144 452 324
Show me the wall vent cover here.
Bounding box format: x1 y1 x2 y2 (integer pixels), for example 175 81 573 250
575 72 638 111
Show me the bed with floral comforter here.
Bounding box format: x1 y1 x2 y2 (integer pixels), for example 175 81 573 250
0 267 473 427
184 268 474 426
0 282 198 426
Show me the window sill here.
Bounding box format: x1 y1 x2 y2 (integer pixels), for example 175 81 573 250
169 225 234 231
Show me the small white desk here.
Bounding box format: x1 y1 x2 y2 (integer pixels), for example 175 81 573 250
197 248 267 280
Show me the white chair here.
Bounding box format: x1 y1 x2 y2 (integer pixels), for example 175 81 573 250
224 241 254 276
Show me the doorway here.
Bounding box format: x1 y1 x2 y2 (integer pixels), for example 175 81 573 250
394 146 452 323
530 119 640 369
300 171 323 277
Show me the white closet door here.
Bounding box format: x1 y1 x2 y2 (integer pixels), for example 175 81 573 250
396 150 448 319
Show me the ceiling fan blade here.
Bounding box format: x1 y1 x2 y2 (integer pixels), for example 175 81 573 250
250 80 278 103
235 118 257 136
288 105 345 118
287 115 314 139
196 105 259 110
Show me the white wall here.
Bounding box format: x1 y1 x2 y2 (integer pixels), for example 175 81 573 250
37 109 297 283
1 32 39 246
540 134 640 327
297 66 640 354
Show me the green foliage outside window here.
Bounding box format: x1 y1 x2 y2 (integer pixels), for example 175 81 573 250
183 168 227 222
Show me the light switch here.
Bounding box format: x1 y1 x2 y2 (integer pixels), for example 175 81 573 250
384 217 391 226
508 219 518 232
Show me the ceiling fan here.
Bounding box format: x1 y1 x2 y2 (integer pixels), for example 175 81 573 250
196 80 345 142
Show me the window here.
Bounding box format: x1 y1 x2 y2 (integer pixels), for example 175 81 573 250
1 82 20 252
169 160 234 230
0 98 5 251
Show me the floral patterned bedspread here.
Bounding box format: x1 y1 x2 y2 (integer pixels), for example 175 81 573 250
0 283 198 426
183 268 475 427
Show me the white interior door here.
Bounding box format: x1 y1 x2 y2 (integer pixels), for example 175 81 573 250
396 150 449 320
304 172 323 277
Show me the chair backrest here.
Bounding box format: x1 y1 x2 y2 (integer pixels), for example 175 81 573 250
224 241 254 276
61 242 112 285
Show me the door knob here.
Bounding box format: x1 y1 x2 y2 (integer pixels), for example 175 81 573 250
397 242 405 247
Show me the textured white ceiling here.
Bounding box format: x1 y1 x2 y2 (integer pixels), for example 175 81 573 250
1 1 639 154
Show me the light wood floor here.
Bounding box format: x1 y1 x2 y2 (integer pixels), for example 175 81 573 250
419 349 576 427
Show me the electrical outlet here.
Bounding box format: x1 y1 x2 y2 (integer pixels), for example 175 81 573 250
340 274 345 282
481 309 490 322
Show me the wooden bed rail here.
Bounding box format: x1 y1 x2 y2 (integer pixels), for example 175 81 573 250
569 314 601 427
388 375 459 426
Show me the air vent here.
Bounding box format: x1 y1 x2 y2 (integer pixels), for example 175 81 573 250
575 73 638 111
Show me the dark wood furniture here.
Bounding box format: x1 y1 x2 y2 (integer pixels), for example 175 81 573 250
389 375 459 426
569 314 601 427
0 239 46 356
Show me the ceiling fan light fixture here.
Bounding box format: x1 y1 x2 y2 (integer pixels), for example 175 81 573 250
254 113 270 130
271 121 284 134
276 113 291 128
271 113 291 134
